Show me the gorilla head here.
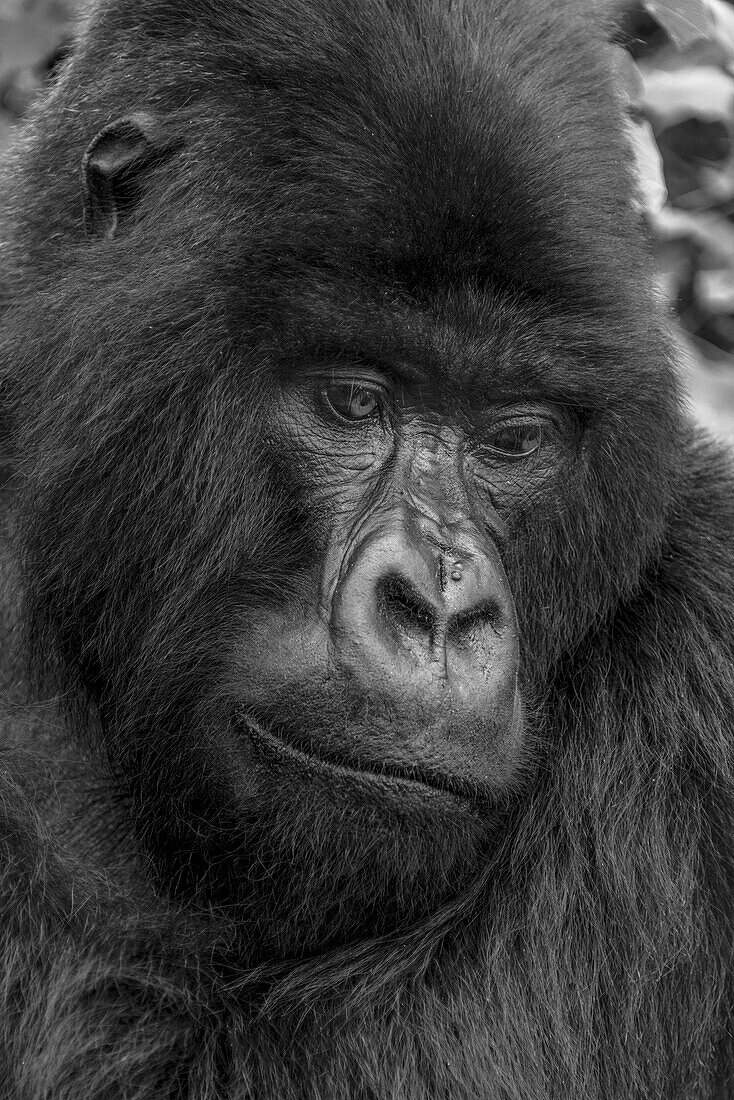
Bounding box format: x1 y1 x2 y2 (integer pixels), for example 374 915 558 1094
2 0 681 963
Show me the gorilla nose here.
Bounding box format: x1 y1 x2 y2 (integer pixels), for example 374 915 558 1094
375 564 503 656
330 529 518 711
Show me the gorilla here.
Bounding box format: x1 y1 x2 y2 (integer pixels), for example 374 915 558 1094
0 0 732 1097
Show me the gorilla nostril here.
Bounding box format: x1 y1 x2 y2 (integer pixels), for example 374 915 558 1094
377 573 437 647
447 602 504 649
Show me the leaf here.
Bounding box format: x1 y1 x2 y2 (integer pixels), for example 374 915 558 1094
696 267 734 311
644 0 714 48
708 0 734 56
642 65 734 126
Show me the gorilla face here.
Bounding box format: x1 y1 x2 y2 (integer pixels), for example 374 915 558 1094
231 369 579 809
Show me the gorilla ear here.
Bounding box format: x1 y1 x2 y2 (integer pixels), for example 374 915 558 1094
82 113 173 240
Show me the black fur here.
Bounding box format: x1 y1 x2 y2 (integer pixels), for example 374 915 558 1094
0 1 732 1097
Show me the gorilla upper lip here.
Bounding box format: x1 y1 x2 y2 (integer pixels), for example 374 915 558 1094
240 712 487 806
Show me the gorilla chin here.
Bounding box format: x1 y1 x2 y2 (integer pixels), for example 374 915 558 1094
228 679 531 953
231 714 509 956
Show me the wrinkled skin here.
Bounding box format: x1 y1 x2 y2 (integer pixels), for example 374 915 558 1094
0 1 733 1098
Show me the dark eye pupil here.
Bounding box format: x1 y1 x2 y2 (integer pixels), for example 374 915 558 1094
326 383 379 421
488 423 542 456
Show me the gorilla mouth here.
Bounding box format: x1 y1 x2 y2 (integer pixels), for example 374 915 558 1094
240 713 486 807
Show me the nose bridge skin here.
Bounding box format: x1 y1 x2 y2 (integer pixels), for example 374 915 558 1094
399 422 473 548
396 424 492 618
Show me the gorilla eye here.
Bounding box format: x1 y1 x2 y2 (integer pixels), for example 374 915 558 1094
485 420 543 459
323 381 383 423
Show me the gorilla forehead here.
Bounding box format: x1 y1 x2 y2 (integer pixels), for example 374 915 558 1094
78 0 639 297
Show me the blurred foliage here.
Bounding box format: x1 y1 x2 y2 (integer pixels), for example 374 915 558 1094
621 0 734 434
0 0 78 153
1 0 734 433
630 1 734 357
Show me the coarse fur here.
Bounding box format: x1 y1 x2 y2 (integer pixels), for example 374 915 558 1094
0 0 733 1097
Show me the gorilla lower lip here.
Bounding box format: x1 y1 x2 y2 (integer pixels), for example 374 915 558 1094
241 715 482 806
